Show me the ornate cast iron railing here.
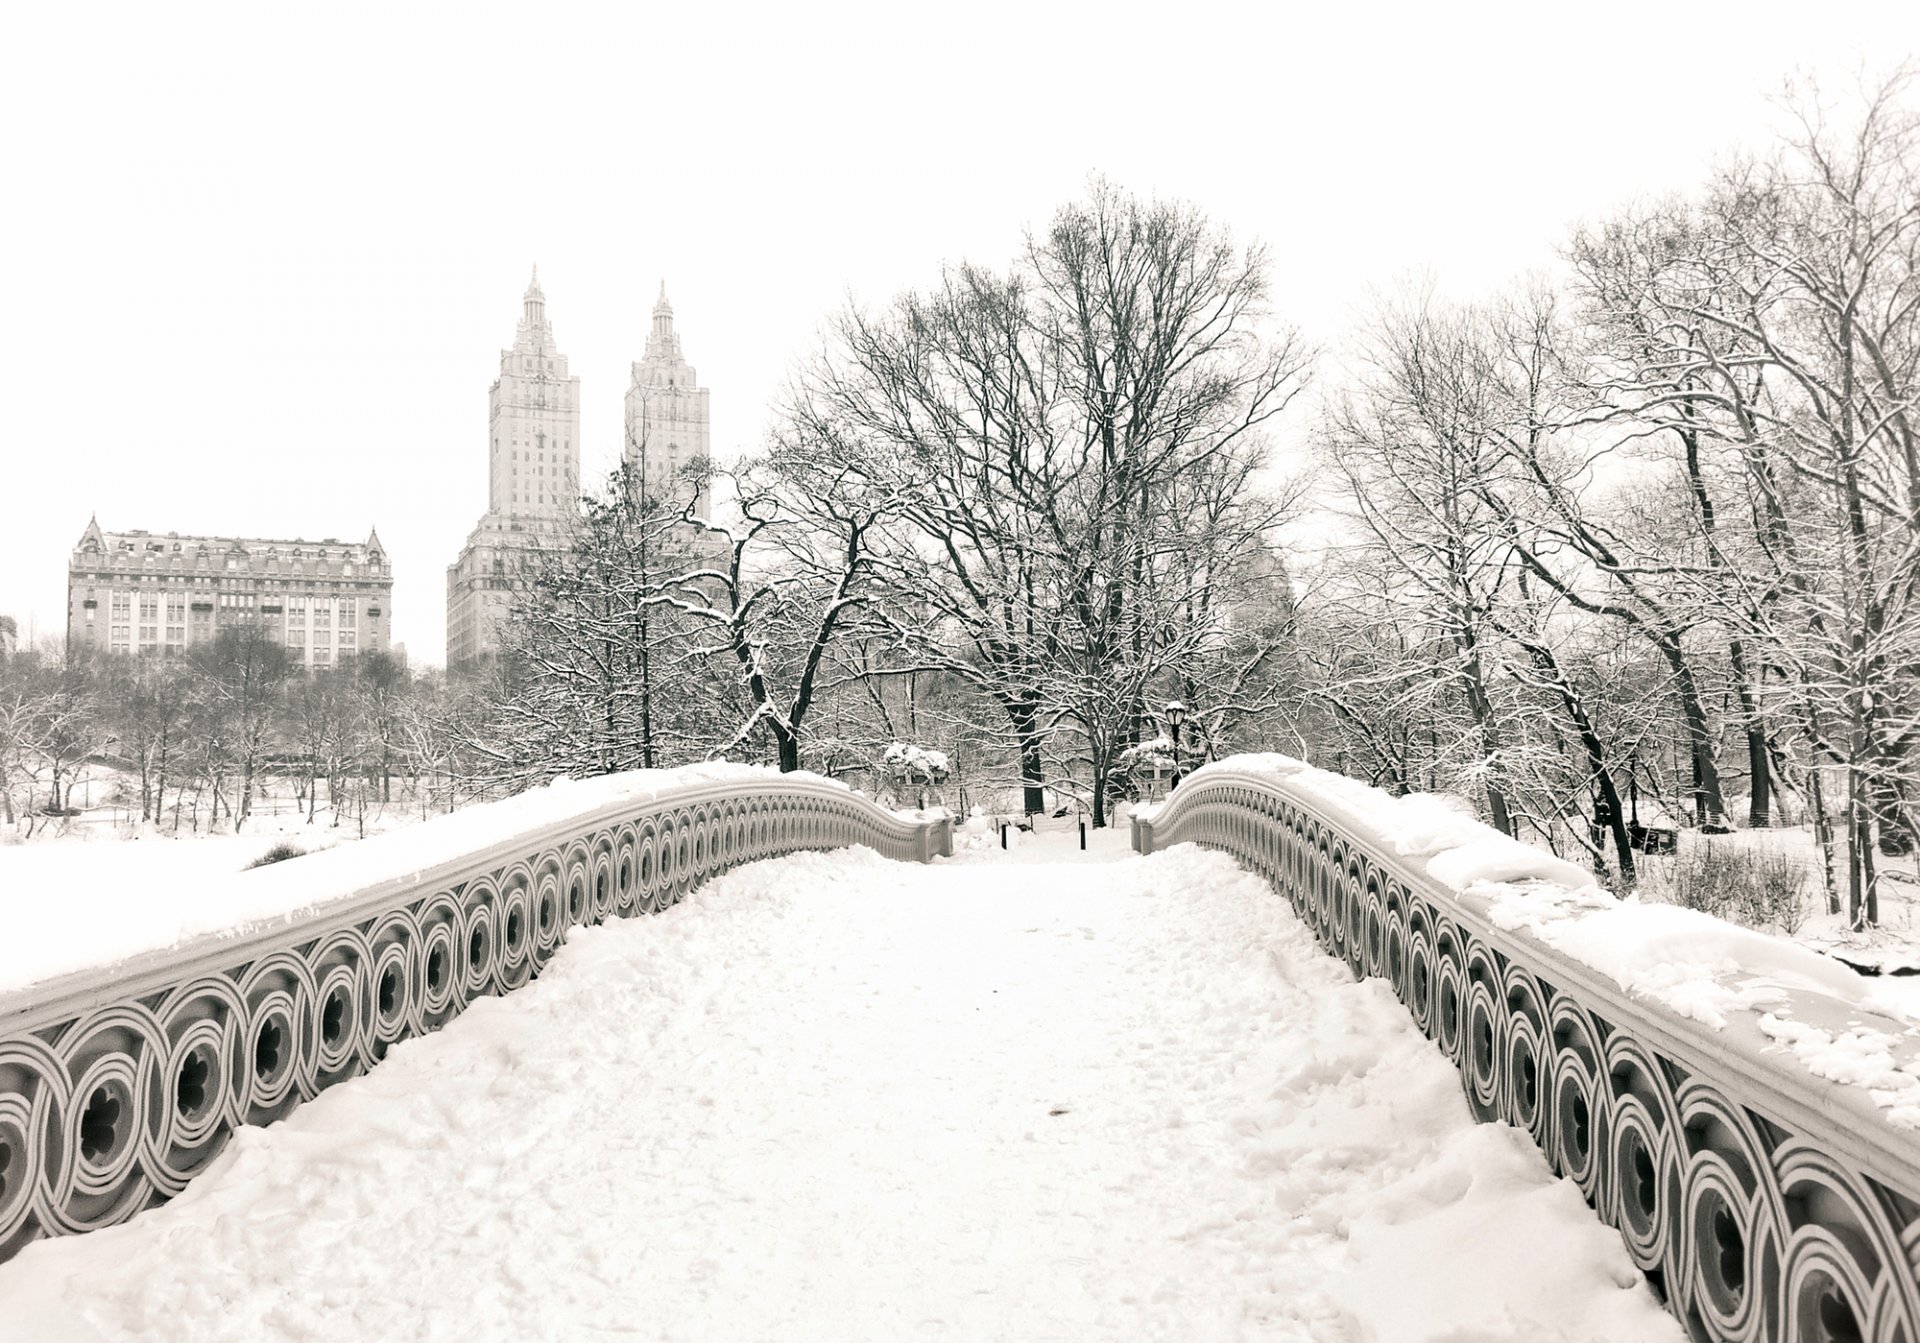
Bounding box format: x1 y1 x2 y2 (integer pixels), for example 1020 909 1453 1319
1134 761 1920 1343
0 770 951 1263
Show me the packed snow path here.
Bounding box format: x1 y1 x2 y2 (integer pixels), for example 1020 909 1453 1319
0 832 1680 1342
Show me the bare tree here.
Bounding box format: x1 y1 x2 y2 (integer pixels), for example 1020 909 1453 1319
789 179 1310 817
661 446 888 774
109 654 192 823
472 458 735 788
191 625 293 831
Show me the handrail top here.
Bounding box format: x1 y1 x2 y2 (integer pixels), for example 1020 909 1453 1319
0 765 932 1021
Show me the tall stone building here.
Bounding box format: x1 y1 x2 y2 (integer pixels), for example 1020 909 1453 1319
67 519 392 667
624 283 712 519
445 269 583 667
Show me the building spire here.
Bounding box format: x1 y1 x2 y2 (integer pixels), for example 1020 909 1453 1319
648 279 679 357
514 265 555 353
523 264 546 329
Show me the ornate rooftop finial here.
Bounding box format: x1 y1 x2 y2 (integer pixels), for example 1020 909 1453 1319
517 266 552 351
645 279 681 360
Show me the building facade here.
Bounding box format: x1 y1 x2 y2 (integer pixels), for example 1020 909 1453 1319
67 519 392 666
445 270 583 667
624 283 712 519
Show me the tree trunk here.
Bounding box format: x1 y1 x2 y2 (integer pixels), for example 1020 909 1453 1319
1654 638 1726 828
1870 765 1916 857
1006 697 1047 814
1728 640 1770 827
1456 636 1512 836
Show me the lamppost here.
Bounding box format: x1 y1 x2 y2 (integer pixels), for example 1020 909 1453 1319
1164 700 1187 789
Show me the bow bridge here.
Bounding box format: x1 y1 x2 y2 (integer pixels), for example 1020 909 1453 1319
0 761 1915 1342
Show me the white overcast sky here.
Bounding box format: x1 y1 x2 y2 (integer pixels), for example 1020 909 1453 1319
3 2 1914 665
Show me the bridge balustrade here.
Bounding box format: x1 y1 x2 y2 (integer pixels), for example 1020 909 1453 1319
1135 759 1920 1343
0 769 951 1263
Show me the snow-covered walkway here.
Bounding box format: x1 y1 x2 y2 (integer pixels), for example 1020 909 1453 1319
0 832 1680 1342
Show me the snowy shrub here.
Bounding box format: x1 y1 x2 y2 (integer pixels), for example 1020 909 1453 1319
245 842 306 869
1642 840 1810 935
881 742 950 783
879 742 951 810
1115 736 1175 770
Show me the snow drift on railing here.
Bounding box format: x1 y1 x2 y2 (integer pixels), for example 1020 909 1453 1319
0 764 848 997
1183 754 1920 1129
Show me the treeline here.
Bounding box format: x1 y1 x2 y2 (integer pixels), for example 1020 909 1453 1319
1303 72 1919 926
0 632 454 834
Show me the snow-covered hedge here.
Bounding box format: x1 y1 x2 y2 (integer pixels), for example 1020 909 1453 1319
0 764 953 1263
1134 754 1920 1343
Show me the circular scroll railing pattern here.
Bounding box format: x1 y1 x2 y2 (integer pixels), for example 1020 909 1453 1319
0 787 940 1262
1141 778 1920 1343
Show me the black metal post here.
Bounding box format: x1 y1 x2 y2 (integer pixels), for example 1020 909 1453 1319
1165 701 1188 790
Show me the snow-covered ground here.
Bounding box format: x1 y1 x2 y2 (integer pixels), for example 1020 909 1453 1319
0 765 817 995
0 813 402 994
0 828 1678 1342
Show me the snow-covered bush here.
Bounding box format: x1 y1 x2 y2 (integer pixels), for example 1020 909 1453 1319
245 841 307 870
1640 839 1811 935
1115 736 1175 771
880 742 950 809
881 742 950 784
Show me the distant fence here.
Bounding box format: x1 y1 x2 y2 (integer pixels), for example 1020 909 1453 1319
1135 762 1920 1343
0 770 951 1262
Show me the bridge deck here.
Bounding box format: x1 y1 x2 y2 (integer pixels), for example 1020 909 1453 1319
0 831 1679 1341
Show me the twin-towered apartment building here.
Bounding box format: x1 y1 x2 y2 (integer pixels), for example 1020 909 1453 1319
443 270 712 666
66 272 710 669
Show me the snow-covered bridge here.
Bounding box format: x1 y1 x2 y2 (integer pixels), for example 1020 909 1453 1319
0 763 1915 1342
